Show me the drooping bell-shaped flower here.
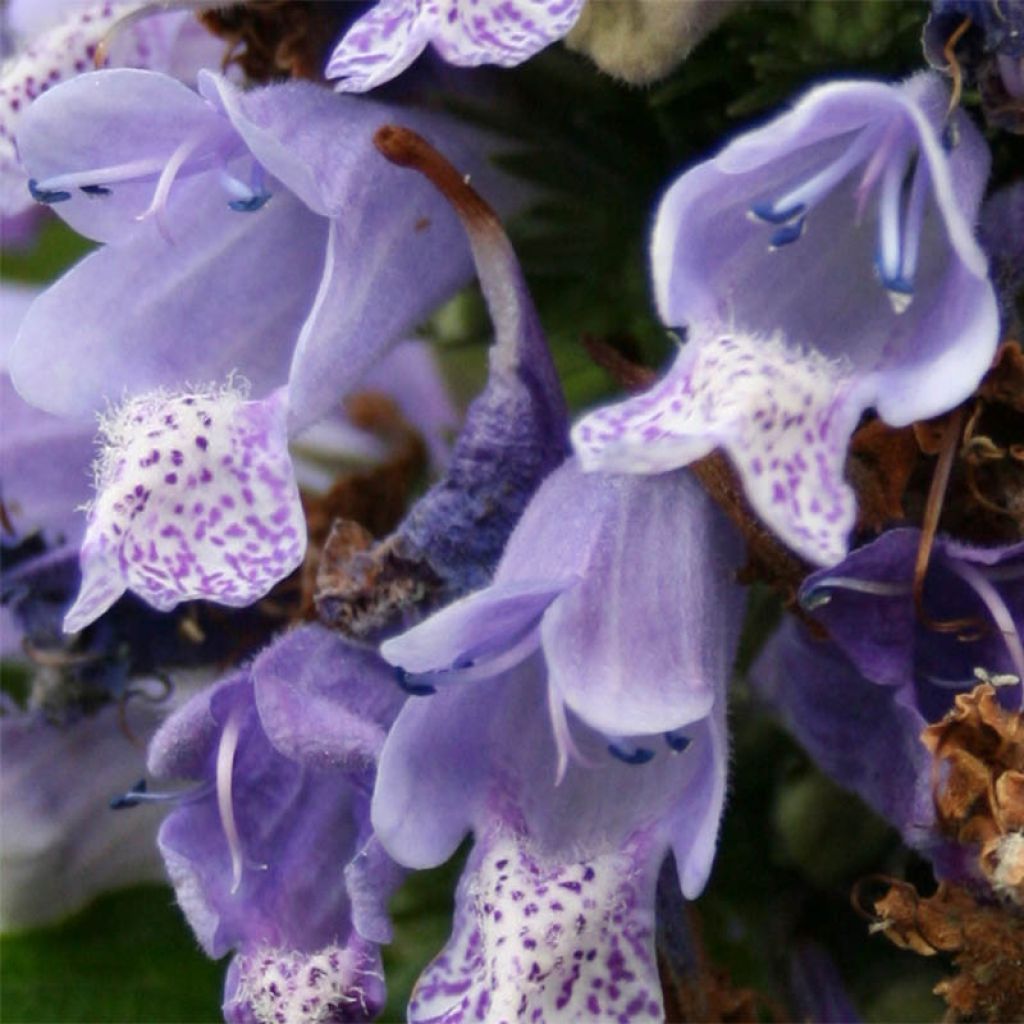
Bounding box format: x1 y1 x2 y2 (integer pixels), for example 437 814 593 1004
573 73 999 567
799 528 1024 713
374 656 729 1023
147 625 405 1023
377 460 744 1019
11 68 511 425
326 0 586 93
1 0 224 218
10 69 514 631
383 459 743 771
753 530 1023 857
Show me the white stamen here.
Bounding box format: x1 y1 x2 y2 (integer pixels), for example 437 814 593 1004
765 129 876 220
877 150 908 284
418 626 544 688
137 129 211 234
216 705 246 895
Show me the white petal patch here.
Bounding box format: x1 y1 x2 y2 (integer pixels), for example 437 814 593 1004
572 328 859 567
64 383 305 633
1 1 143 214
229 943 382 1024
410 831 662 1024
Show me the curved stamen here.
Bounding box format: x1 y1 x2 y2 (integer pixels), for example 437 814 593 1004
216 705 246 895
607 738 655 765
31 156 175 194
751 129 876 225
947 558 1024 705
393 626 543 692
801 575 912 610
876 147 914 310
109 777 213 810
137 130 213 232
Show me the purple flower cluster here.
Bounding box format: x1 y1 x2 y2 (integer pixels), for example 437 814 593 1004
2 3 1020 1022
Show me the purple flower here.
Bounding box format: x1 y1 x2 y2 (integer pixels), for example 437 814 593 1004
147 625 404 1022
377 462 744 1018
800 528 1023 712
1 0 224 218
9 69 512 629
383 459 743 768
572 73 998 567
373 658 728 1023
1 284 93 548
753 530 1023 853
326 0 586 93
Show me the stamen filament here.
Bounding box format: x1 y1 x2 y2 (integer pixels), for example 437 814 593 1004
138 131 211 227
948 558 1024 704
876 149 909 286
216 706 246 895
754 130 875 223
801 575 913 610
33 157 170 193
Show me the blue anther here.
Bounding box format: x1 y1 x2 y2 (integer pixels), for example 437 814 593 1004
394 666 437 697
608 743 655 766
750 201 806 226
110 778 148 810
665 731 691 754
227 192 271 213
80 184 112 197
769 217 806 248
28 179 72 204
453 655 476 670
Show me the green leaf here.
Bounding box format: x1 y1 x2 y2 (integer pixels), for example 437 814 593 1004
1 885 225 1023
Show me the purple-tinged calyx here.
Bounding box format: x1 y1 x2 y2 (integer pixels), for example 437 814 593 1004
64 381 304 633
326 0 587 93
573 73 999 567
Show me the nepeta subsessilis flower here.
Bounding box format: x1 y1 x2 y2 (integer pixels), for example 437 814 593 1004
379 463 743 1020
147 625 404 1023
573 73 998 567
1 0 223 218
384 459 743 769
753 619 939 854
754 530 1023 855
373 657 730 1023
800 528 1024 711
10 69 511 629
326 0 586 92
